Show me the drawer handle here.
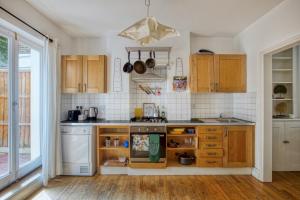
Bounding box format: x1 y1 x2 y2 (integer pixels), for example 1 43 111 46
207 152 217 156
206 136 217 140
207 161 217 164
207 128 217 132
207 144 217 147
283 140 290 144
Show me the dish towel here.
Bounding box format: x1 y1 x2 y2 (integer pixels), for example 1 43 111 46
149 134 160 162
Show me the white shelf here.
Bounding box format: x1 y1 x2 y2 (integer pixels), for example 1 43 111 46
273 56 292 60
272 82 293 84
272 69 293 72
272 99 293 101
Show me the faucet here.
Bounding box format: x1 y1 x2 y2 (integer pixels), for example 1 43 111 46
219 113 224 119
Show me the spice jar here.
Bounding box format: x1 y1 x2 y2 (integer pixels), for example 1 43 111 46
113 137 120 147
105 137 111 147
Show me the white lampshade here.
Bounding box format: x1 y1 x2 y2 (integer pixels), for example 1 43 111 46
118 16 179 45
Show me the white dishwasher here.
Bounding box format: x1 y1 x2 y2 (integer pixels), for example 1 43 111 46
61 126 96 176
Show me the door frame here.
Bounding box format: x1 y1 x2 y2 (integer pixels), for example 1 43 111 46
258 33 300 182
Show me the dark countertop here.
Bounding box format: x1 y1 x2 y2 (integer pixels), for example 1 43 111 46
60 118 255 126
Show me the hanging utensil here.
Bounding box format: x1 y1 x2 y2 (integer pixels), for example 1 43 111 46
123 51 133 73
113 57 123 92
145 50 155 68
173 57 187 92
134 50 146 74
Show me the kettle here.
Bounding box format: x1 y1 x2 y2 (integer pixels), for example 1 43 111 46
88 107 98 120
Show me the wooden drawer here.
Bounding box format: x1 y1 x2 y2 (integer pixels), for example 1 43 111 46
198 149 223 157
198 126 223 134
200 141 222 149
199 133 223 141
197 158 223 167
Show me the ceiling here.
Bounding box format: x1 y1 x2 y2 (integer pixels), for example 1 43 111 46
27 0 283 37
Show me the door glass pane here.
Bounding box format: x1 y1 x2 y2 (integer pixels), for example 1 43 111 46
0 35 9 176
18 42 40 167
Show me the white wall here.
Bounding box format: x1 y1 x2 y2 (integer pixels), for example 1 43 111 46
0 0 73 54
190 35 238 54
234 0 300 181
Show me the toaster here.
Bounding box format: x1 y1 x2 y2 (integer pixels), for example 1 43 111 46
67 110 81 121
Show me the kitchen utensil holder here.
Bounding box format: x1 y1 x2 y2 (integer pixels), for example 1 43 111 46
113 57 122 92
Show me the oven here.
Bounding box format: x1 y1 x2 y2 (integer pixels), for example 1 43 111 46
130 126 166 163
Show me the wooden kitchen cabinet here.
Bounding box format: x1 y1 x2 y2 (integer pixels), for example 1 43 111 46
223 126 253 167
61 55 83 93
190 55 214 92
189 54 246 93
214 55 246 92
61 55 107 93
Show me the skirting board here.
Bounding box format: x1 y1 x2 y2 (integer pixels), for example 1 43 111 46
100 167 253 175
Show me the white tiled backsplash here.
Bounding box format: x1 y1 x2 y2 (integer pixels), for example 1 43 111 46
233 92 256 122
191 93 234 118
61 91 256 122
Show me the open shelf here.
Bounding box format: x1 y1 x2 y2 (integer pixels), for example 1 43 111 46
98 147 129 150
273 56 292 60
167 134 196 137
167 147 196 151
167 160 196 167
99 133 128 137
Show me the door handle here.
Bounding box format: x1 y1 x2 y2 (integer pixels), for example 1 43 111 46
84 83 87 92
78 83 81 92
224 128 228 137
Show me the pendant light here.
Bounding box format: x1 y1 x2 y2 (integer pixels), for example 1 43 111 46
118 0 179 45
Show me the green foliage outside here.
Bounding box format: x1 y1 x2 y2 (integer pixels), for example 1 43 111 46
0 36 8 68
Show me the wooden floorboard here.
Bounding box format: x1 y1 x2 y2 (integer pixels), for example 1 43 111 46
28 172 300 200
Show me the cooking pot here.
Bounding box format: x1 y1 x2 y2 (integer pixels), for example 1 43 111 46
177 152 195 165
145 51 155 68
134 50 146 74
123 51 133 73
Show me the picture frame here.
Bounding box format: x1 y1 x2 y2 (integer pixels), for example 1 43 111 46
143 103 156 117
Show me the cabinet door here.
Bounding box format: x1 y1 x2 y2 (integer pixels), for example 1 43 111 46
214 55 246 92
61 55 83 93
223 126 253 167
285 122 300 171
272 122 285 171
190 55 214 92
83 55 107 93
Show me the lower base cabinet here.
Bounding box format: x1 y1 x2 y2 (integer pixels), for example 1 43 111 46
273 121 300 171
197 125 254 168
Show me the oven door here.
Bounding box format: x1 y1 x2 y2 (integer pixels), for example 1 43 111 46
130 132 166 163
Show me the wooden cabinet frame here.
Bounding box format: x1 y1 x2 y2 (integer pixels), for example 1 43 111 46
62 55 107 93
190 54 246 93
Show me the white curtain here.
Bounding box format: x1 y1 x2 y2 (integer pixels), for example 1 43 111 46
41 38 62 186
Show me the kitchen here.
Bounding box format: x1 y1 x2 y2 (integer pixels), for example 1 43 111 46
0 0 300 199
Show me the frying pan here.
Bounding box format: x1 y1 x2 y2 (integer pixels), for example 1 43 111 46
123 51 133 73
145 51 155 68
134 50 146 74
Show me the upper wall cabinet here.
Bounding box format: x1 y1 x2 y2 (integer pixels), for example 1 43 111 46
189 54 246 93
61 55 107 93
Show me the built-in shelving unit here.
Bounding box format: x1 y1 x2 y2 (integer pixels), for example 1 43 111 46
97 126 129 169
166 126 198 167
272 48 294 118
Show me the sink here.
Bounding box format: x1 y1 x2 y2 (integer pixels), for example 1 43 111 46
216 118 240 123
191 118 242 123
